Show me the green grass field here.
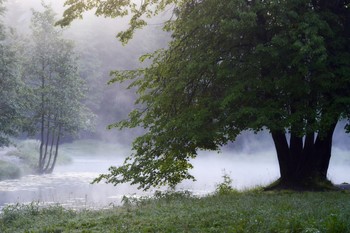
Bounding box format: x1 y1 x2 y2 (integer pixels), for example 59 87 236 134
1 190 349 233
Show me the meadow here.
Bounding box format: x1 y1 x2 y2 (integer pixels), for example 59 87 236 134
1 189 349 233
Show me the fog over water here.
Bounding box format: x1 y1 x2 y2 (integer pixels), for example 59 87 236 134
0 141 284 210
0 131 349 211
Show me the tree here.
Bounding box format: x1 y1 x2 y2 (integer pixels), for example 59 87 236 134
0 0 26 146
56 0 177 44
26 3 93 174
60 0 350 190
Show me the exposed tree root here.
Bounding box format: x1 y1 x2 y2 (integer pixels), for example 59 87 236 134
263 178 341 192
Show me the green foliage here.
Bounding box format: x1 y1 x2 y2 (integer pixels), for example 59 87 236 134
1 192 350 232
0 1 27 146
27 3 94 138
1 202 75 232
58 0 179 44
93 0 350 190
153 189 193 200
6 140 72 173
22 3 94 173
2 202 41 224
120 190 193 212
7 140 41 169
62 0 350 189
215 171 238 195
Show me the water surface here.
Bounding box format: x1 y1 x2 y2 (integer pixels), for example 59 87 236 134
0 143 348 211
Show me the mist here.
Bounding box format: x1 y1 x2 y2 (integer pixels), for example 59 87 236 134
4 0 170 144
1 131 348 209
0 0 349 211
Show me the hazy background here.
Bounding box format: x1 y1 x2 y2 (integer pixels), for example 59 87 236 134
4 0 171 144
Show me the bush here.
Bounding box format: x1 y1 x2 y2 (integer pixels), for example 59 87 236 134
0 160 21 180
215 171 238 195
7 140 40 169
8 140 72 172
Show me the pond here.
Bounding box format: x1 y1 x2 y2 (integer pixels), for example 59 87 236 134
0 142 348 211
0 156 138 211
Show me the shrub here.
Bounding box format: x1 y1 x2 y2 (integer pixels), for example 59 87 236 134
215 171 238 195
0 160 21 180
8 140 72 172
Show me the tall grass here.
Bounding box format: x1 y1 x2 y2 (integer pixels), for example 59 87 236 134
0 190 349 233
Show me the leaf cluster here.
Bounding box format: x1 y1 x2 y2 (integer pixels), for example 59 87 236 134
57 0 180 44
0 1 27 146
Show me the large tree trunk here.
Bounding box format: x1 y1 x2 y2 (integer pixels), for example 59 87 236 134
270 123 337 190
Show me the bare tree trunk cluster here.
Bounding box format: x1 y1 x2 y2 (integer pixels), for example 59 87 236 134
271 122 337 189
38 113 61 174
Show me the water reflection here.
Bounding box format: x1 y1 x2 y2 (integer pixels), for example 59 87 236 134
0 152 277 211
0 163 138 211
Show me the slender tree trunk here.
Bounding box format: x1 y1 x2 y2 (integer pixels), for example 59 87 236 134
43 113 51 165
39 65 46 174
44 126 56 172
48 125 61 174
39 113 45 173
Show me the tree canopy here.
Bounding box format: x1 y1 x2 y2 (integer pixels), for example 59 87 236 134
57 0 178 44
0 0 26 146
61 0 350 190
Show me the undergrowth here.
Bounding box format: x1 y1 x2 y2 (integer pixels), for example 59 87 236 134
0 160 21 180
5 140 72 173
214 171 240 195
0 190 349 233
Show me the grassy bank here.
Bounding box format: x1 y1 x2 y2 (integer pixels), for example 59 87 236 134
1 190 349 233
0 139 122 181
0 140 73 180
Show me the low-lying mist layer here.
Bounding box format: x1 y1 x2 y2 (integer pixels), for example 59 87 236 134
0 138 349 212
